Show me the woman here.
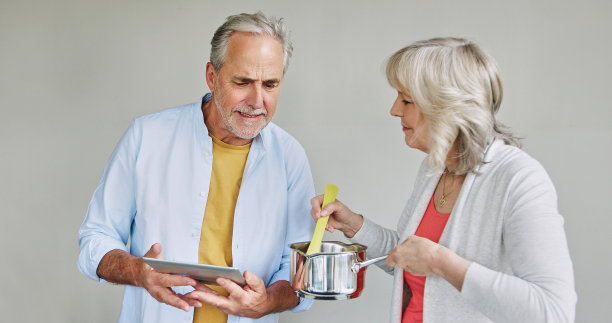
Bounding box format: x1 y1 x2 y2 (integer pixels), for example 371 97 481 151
310 37 576 322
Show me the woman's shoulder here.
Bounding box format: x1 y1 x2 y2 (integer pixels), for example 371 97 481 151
485 140 540 169
481 140 554 192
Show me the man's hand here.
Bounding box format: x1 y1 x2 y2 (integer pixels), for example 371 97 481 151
185 271 299 318
137 243 202 311
97 243 201 312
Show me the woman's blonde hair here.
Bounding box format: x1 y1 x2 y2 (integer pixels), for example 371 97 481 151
386 37 520 175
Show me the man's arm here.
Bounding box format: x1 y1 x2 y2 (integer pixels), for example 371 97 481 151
261 280 300 314
97 243 202 312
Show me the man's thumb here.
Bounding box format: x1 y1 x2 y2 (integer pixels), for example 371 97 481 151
144 243 163 259
244 271 266 292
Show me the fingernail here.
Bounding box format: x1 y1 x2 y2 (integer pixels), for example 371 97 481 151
321 210 328 217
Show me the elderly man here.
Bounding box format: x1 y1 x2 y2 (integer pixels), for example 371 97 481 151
77 12 315 323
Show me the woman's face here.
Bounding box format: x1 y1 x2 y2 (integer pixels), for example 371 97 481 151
390 91 429 153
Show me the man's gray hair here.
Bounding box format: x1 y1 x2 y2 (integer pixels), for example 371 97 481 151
210 12 293 73
386 37 521 175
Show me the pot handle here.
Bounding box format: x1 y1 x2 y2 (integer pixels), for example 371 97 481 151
351 255 388 273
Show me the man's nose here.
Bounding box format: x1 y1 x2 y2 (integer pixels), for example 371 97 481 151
246 85 264 109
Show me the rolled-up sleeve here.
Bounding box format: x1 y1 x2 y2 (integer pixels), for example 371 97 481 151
77 120 140 281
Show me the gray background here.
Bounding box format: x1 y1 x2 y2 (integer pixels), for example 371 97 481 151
1 0 610 322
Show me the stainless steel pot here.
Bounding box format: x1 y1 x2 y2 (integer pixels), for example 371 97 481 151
289 241 387 300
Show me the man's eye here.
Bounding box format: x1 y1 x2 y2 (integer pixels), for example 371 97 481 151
264 82 278 89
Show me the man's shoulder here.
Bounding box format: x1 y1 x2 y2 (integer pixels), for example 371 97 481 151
260 122 303 150
134 101 199 126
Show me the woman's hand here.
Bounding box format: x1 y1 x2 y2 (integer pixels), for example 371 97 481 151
386 235 440 275
387 235 471 291
310 195 363 238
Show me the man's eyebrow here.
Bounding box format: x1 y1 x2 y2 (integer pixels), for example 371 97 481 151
232 76 280 83
233 76 254 83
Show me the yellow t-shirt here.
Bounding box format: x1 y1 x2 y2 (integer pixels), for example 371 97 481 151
193 134 250 323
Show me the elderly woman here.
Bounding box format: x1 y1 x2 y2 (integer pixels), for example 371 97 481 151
310 37 576 322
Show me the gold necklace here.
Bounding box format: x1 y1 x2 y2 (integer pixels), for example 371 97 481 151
439 170 450 207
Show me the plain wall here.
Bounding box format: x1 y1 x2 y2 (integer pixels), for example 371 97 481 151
1 0 610 322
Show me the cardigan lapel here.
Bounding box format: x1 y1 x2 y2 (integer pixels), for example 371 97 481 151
399 170 441 241
437 139 500 249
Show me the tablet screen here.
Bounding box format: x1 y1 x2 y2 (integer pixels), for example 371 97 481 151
143 257 246 286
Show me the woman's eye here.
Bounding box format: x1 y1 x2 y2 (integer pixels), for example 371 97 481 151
402 100 412 105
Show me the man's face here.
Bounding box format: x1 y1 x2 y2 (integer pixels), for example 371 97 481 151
206 32 285 145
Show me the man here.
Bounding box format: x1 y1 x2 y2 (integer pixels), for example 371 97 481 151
77 12 315 323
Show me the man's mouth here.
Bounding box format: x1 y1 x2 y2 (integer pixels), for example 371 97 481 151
238 111 259 118
235 108 266 119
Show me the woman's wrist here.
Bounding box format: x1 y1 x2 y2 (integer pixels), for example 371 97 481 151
343 213 364 238
431 246 471 291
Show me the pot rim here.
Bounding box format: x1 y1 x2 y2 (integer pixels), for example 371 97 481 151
290 241 368 257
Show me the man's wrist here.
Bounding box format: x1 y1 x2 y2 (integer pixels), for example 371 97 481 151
264 280 300 315
97 249 143 287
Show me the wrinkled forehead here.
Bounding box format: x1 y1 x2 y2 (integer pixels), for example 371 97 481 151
222 33 284 77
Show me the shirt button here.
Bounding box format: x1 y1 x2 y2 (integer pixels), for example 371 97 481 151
200 192 206 197
192 232 198 238
204 152 211 157
185 316 191 321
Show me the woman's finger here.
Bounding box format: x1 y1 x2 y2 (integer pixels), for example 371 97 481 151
320 199 343 217
310 195 324 210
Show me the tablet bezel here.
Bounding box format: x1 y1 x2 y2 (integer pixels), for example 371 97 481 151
143 257 246 286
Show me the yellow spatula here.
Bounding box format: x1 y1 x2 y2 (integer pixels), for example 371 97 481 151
306 184 339 255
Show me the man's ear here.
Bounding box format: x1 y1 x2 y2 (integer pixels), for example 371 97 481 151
205 62 216 92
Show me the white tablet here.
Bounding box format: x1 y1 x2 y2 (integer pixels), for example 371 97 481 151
143 257 246 286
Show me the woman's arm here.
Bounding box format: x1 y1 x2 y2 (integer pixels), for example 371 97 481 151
461 161 577 322
387 235 471 290
310 195 400 275
351 216 400 275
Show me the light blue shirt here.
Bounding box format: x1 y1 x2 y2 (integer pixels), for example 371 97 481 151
77 94 315 323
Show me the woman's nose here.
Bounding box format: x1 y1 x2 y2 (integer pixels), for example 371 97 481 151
390 101 402 117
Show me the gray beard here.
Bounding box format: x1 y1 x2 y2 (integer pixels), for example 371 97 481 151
213 93 268 140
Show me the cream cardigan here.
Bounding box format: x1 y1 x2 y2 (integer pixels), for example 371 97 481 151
351 140 576 322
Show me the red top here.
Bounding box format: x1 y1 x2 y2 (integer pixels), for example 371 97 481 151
402 194 451 323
